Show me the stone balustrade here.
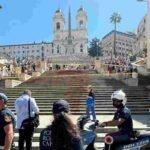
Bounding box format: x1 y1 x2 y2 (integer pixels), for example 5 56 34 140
5 79 22 88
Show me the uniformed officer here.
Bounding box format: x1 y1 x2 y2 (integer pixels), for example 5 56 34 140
0 93 16 150
100 90 133 150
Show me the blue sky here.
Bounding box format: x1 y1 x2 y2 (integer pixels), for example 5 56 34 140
0 0 147 45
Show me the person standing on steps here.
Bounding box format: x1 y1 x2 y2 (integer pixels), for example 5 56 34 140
0 93 16 150
86 85 96 121
15 90 39 150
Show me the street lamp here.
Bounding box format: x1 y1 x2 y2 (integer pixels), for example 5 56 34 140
96 41 99 60
41 46 44 61
137 0 150 70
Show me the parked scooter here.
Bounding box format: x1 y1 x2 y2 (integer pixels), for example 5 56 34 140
77 115 150 150
104 130 150 150
77 115 99 150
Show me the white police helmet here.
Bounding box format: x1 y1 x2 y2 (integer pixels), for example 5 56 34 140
0 93 8 103
111 90 127 105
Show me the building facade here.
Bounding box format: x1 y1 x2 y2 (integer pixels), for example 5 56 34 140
53 8 88 55
101 30 136 61
0 7 88 61
147 0 150 69
136 15 147 55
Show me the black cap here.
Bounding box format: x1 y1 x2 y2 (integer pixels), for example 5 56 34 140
0 93 8 102
52 99 70 114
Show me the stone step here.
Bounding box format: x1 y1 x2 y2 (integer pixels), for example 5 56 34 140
11 111 149 115
7 104 150 108
10 108 150 112
7 101 150 104
4 86 146 89
5 92 149 95
5 91 148 94
7 101 150 105
6 95 150 98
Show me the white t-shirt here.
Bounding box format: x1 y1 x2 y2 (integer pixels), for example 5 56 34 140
15 94 39 129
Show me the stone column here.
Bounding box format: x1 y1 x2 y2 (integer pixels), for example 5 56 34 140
147 0 150 70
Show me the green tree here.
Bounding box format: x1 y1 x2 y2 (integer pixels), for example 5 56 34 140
88 38 103 57
110 12 121 57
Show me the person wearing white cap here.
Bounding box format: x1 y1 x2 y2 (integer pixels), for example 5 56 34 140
0 93 16 150
99 90 133 150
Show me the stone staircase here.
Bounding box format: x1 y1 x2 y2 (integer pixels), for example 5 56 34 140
1 70 150 149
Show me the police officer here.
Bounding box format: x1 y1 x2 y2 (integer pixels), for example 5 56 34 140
100 90 133 150
0 93 16 150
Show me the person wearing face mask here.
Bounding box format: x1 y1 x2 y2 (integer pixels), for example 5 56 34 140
99 90 133 150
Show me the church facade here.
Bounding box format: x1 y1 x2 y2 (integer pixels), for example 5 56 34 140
53 7 88 55
0 7 88 61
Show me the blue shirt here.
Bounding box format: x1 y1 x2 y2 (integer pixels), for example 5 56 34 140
0 107 16 146
86 97 94 107
113 106 133 134
15 94 39 129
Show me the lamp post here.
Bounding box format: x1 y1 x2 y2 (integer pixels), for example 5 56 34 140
110 47 113 61
41 46 44 61
137 0 150 70
96 41 99 60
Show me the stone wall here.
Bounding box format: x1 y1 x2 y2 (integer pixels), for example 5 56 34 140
5 79 22 88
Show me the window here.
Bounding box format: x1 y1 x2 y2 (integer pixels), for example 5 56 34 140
52 49 54 54
80 44 83 52
56 22 60 30
79 20 83 28
57 45 59 53
41 46 44 51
